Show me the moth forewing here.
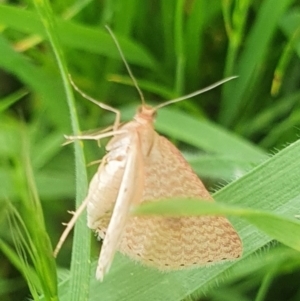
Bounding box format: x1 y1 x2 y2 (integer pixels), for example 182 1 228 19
93 131 145 280
119 133 242 268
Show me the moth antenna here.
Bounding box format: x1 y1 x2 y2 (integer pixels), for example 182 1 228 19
105 25 146 105
154 76 238 110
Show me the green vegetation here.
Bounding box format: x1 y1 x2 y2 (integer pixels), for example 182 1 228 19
1 0 300 300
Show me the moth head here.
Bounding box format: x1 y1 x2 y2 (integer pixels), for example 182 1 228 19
134 105 157 123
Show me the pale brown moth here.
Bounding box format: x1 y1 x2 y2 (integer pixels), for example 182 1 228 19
54 26 242 281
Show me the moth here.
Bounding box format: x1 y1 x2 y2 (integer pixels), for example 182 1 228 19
54 27 242 281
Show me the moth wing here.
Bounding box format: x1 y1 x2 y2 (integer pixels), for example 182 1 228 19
86 157 124 238
96 132 144 280
120 135 242 269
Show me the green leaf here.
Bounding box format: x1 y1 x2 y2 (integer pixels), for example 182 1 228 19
0 3 158 70
134 199 300 251
220 0 294 126
32 0 91 300
156 108 267 162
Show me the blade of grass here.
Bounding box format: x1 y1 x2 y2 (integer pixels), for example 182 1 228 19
0 35 69 130
7 205 42 301
3 126 59 300
156 108 267 162
174 0 185 95
222 0 251 78
279 8 300 57
254 264 278 301
32 0 91 300
220 0 294 126
0 89 28 112
0 3 158 70
259 110 300 148
0 237 40 291
161 2 175 72
107 74 175 99
185 1 220 91
21 131 58 300
134 199 300 251
110 0 139 34
271 26 300 96
14 0 93 52
185 153 253 181
238 91 300 138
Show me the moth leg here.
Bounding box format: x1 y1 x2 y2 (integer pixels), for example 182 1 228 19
64 129 127 144
96 133 144 281
53 197 89 257
87 159 103 167
69 75 121 131
54 156 111 257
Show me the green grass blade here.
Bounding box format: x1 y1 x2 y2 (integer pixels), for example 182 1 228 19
0 89 28 112
0 3 158 70
0 34 69 130
2 127 59 301
0 237 40 292
220 0 294 126
174 0 185 95
184 153 253 181
32 0 91 300
222 0 251 78
135 200 300 251
156 108 267 162
238 91 300 138
280 8 300 57
271 26 300 96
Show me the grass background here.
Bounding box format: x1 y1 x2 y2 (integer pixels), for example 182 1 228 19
1 0 300 300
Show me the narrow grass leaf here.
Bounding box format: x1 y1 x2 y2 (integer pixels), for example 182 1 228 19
0 237 40 291
0 4 158 69
134 199 300 251
32 0 91 300
185 153 253 181
280 8 300 57
221 0 294 126
0 89 28 112
0 35 69 130
156 108 267 162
